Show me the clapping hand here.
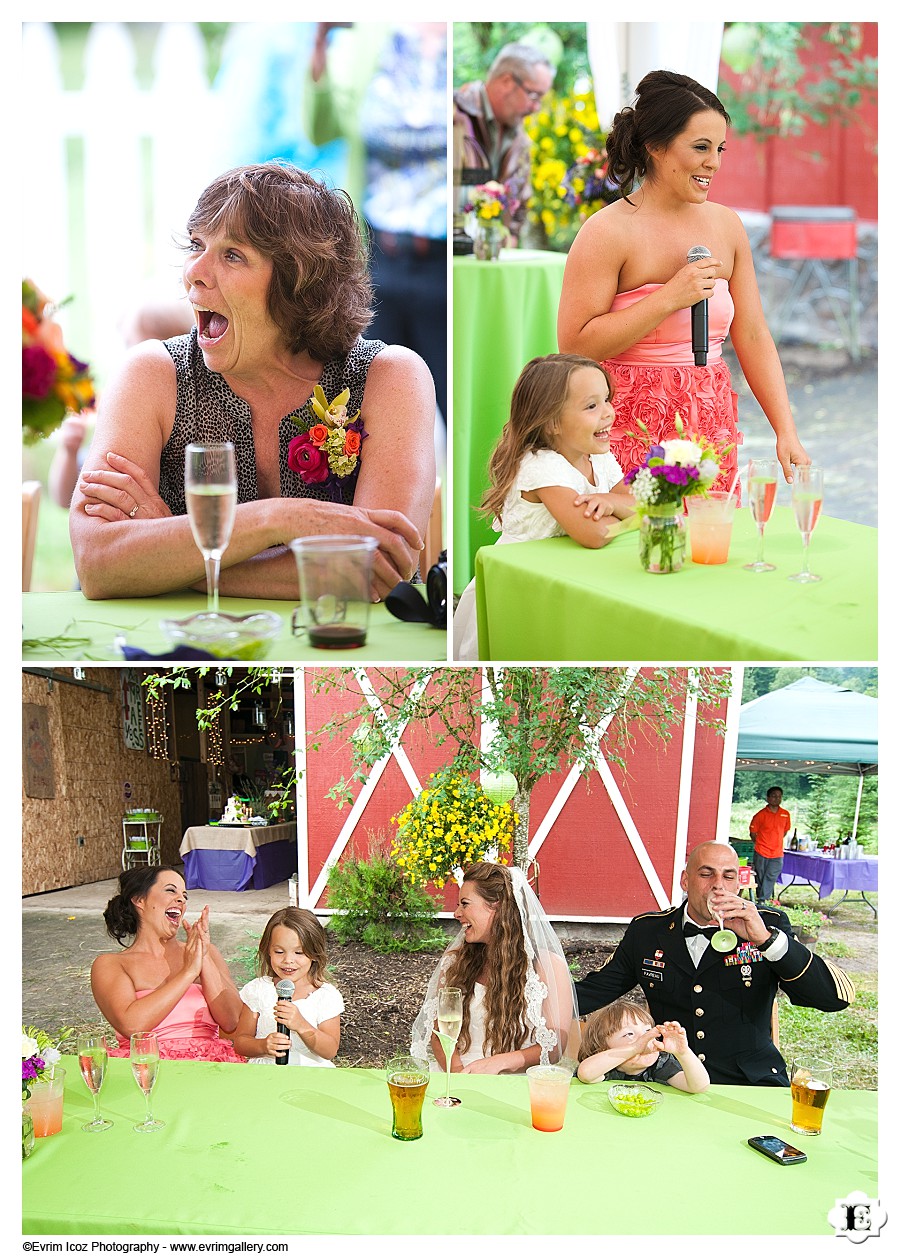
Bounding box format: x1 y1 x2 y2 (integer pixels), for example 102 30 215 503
182 906 211 977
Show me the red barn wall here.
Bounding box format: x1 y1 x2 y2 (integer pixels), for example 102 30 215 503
300 670 731 922
713 23 877 221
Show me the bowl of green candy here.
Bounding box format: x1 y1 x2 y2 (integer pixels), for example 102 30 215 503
160 612 281 660
606 1083 661 1118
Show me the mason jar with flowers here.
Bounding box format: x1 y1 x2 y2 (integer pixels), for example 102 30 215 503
389 765 516 889
464 181 510 261
625 415 725 573
22 1023 71 1158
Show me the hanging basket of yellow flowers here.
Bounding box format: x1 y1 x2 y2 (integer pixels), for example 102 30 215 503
390 765 516 889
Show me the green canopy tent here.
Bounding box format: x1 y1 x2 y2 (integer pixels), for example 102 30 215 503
736 676 877 839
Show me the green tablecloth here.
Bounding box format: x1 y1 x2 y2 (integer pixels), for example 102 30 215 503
475 506 876 661
22 1059 875 1235
453 248 567 594
22 591 446 662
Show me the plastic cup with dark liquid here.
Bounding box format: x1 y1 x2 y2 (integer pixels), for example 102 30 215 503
289 535 378 648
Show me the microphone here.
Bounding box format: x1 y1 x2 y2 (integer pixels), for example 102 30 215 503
687 245 711 366
274 978 295 1065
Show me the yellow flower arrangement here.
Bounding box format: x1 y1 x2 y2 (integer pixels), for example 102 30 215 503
524 88 610 251
390 766 516 889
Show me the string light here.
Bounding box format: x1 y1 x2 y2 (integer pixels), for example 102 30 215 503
205 690 225 769
146 692 169 761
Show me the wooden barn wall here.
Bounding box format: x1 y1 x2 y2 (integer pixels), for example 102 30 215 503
22 670 183 895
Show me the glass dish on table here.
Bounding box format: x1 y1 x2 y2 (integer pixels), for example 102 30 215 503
158 611 282 659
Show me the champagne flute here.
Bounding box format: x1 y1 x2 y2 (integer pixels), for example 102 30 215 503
743 458 778 572
130 1032 165 1132
185 442 237 613
789 466 824 583
77 1031 113 1132
707 897 737 953
433 986 463 1108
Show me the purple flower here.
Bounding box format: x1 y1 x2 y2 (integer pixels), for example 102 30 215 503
648 444 666 459
22 1055 44 1083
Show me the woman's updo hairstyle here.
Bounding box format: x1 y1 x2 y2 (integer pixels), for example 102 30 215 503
103 865 182 945
605 69 730 200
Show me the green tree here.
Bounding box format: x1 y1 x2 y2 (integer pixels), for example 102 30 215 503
719 22 876 143
803 777 831 844
453 22 590 95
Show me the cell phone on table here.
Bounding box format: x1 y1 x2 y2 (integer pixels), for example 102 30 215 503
747 1135 807 1165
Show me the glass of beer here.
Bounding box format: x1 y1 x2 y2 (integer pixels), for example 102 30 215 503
385 1054 429 1141
790 1056 833 1135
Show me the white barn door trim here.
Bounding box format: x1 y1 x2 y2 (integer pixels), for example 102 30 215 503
518 667 709 911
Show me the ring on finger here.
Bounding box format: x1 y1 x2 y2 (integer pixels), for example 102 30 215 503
129 504 139 518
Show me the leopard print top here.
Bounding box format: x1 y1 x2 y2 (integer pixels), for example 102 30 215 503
159 329 385 516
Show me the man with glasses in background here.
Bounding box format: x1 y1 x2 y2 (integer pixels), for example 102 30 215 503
454 42 554 244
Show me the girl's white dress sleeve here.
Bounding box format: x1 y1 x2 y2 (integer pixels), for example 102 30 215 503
239 977 344 1067
453 448 624 660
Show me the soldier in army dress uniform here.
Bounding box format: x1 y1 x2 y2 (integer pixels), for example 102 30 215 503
574 841 854 1085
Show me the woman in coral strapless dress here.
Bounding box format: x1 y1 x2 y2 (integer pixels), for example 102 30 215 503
92 866 245 1062
558 70 810 491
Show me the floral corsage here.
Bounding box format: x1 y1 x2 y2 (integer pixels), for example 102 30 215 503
287 384 367 502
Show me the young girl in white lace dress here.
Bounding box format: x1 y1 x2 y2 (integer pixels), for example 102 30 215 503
453 354 635 660
232 908 343 1066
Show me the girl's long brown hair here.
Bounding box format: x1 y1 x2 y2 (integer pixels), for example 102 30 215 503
480 355 614 524
446 863 529 1058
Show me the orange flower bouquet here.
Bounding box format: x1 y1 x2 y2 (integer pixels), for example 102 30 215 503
22 279 95 444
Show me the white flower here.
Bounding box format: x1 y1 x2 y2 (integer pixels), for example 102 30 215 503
630 467 658 506
22 1034 39 1059
698 456 720 483
661 438 703 466
43 1046 61 1066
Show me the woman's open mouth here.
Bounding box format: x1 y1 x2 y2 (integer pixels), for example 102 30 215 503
693 176 711 190
165 908 182 925
195 307 230 344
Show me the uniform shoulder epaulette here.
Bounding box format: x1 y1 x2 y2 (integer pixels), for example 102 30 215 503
631 904 681 923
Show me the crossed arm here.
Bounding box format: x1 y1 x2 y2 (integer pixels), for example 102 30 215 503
70 341 435 600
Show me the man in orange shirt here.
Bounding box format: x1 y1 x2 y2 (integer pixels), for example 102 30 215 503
749 786 791 904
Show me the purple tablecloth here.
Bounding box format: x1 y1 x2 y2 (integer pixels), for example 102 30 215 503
179 822 297 891
781 851 878 898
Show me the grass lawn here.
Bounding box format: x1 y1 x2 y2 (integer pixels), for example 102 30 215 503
772 888 877 1090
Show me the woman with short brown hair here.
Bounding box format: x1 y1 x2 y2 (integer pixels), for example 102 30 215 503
71 161 435 602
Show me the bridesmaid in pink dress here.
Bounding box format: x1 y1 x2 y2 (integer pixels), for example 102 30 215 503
558 69 810 491
92 866 244 1062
